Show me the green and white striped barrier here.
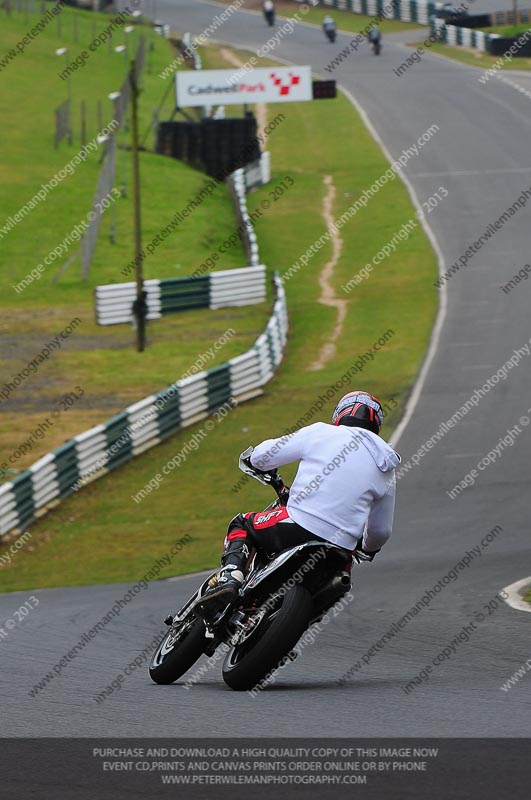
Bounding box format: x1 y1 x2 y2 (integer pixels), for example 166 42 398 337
306 0 436 26
95 265 267 325
432 19 492 53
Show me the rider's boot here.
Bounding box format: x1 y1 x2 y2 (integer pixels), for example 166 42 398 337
194 541 248 620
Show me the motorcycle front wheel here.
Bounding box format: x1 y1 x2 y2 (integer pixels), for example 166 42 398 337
149 617 206 685
222 585 313 691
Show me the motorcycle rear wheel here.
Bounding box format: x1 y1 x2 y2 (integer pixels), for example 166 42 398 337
149 617 206 685
222 585 313 691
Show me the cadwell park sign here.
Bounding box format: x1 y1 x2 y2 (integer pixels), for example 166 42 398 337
175 66 313 107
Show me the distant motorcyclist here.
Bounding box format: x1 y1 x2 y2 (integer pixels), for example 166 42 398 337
368 24 382 53
195 392 400 620
323 15 337 42
263 0 275 26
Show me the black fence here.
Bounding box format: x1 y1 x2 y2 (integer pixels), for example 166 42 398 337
451 14 492 29
487 36 531 56
156 115 262 181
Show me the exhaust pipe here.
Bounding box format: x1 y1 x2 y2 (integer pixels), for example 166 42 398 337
313 572 352 612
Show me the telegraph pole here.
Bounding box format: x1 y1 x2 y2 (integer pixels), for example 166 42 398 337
130 56 146 353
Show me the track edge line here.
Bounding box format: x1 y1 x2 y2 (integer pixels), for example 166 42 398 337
337 84 447 448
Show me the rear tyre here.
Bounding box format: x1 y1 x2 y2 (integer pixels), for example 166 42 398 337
149 618 206 685
222 585 313 691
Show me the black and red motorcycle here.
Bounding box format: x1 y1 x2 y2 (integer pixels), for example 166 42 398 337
149 448 353 691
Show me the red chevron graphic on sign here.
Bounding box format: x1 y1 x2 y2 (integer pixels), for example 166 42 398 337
269 72 301 97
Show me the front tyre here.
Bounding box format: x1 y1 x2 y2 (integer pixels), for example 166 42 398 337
149 617 206 685
222 585 313 691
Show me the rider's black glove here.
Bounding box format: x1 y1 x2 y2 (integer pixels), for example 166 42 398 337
242 454 267 474
353 539 380 563
254 462 277 478
241 448 276 477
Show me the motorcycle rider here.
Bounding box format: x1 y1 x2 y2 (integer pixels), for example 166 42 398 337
322 15 337 39
368 24 381 49
195 391 400 619
263 0 275 26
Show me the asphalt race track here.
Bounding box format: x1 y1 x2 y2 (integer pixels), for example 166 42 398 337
2 0 530 737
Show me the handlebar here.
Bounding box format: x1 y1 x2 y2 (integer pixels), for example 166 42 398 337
238 446 290 506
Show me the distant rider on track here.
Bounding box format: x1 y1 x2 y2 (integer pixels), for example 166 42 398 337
368 24 382 53
263 0 275 26
322 15 337 42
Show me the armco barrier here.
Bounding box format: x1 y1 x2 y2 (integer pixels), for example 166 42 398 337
244 152 271 192
181 31 202 70
432 10 531 55
94 265 267 325
301 0 436 25
227 167 262 267
433 18 490 51
450 28 531 57
0 273 287 538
